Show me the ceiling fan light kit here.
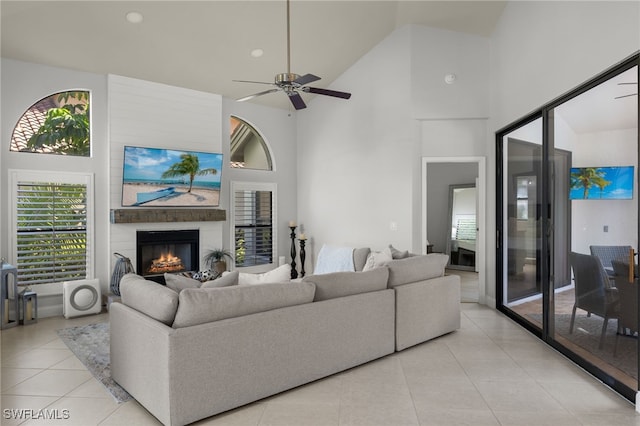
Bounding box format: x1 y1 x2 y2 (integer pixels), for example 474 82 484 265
235 0 351 110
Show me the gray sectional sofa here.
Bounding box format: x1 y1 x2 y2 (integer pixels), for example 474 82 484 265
110 253 460 426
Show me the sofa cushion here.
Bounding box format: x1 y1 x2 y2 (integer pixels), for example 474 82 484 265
353 247 371 271
235 264 291 285
120 273 179 325
164 273 201 293
201 271 239 288
302 267 389 301
172 281 316 328
386 254 449 288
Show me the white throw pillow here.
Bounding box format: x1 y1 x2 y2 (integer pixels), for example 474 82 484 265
362 247 393 271
237 264 292 285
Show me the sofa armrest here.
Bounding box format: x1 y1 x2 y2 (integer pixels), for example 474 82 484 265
110 302 175 425
394 274 460 351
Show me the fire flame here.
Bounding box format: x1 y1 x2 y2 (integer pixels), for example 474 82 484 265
148 251 185 274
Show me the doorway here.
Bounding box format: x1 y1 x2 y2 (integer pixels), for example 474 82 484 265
422 156 486 304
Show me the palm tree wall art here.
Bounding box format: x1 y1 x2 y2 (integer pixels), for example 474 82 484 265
122 146 224 207
570 166 634 200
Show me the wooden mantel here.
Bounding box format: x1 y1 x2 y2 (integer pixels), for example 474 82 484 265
110 208 226 224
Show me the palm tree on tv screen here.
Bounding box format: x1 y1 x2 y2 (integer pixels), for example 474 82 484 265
161 153 217 193
571 167 609 199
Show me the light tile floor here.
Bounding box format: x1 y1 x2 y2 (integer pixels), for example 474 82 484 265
2 304 639 425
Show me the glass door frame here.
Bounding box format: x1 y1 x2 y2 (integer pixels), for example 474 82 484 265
496 52 640 402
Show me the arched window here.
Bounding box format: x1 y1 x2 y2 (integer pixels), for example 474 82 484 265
229 116 272 170
10 90 90 157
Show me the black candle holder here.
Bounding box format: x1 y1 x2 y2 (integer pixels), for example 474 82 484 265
290 226 298 279
299 238 306 278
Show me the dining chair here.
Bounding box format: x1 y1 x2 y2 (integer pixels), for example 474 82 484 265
589 245 633 278
570 252 620 349
611 259 638 356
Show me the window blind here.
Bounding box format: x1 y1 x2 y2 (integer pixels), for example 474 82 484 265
234 190 273 267
16 182 88 285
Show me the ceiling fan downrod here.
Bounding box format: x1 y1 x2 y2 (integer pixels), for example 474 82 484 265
286 0 291 75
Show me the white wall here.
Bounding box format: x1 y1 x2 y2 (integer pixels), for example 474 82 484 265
297 24 492 271
0 59 109 316
411 25 490 120
296 25 415 268
570 128 638 253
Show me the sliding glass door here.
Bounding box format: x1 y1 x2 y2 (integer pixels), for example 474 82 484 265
499 118 544 329
497 54 639 401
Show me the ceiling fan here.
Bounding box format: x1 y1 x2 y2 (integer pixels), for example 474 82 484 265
234 0 351 110
615 82 638 99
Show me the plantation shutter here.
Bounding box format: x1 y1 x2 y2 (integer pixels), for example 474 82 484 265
15 181 88 285
234 189 273 267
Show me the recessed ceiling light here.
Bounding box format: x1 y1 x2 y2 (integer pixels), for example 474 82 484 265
126 11 144 24
251 49 264 58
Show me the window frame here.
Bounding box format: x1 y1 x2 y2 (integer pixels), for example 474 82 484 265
10 90 91 157
229 115 275 171
230 181 277 272
8 169 95 285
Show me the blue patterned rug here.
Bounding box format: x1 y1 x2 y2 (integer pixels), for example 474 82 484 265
57 322 131 403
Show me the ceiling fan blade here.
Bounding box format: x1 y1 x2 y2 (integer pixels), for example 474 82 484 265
237 88 280 102
305 87 352 99
233 79 275 86
614 93 638 99
293 73 321 86
288 92 307 110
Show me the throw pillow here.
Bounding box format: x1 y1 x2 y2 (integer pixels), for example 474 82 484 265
302 267 389 301
237 264 291 285
389 244 409 259
201 271 239 288
164 273 202 293
192 269 220 282
362 247 393 271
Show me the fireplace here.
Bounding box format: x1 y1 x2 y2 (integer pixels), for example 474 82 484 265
136 230 199 284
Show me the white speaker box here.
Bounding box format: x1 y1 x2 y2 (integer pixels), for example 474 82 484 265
63 279 102 319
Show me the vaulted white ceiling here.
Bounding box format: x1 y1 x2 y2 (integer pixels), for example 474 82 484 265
0 1 506 110
1 1 636 133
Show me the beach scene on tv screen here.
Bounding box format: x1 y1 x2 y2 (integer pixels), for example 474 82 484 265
122 146 223 207
570 166 634 200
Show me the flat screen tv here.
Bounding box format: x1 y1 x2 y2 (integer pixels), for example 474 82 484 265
570 166 634 200
122 146 223 207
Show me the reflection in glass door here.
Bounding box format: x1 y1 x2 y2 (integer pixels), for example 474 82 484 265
500 118 544 329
